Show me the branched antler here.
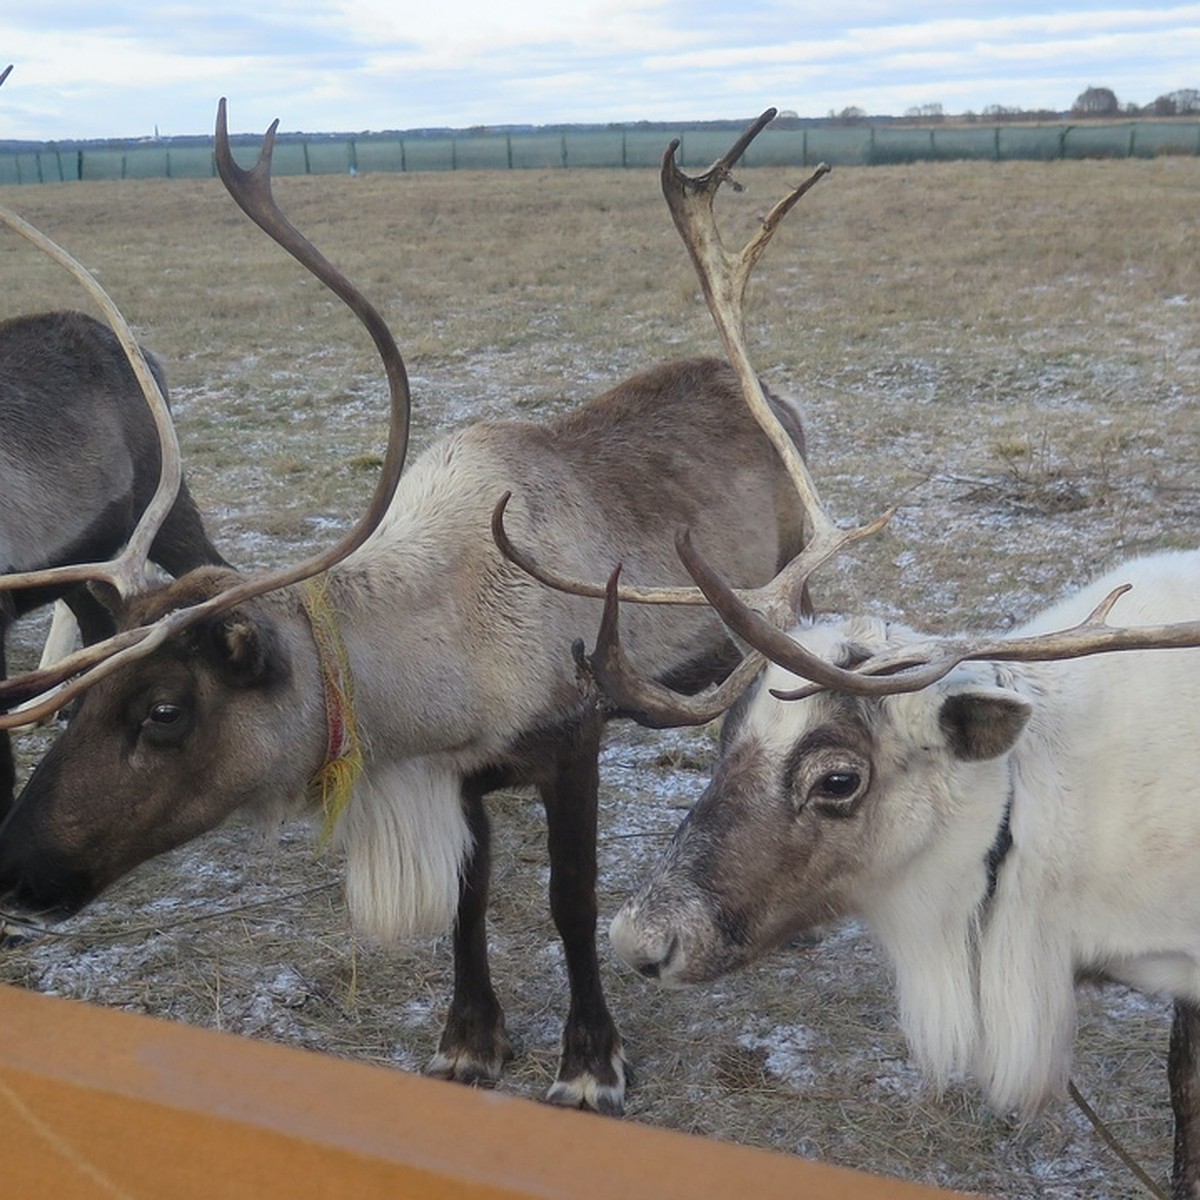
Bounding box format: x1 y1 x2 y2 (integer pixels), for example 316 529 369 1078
495 110 894 720
0 207 183 601
497 108 1200 718
0 99 412 728
765 585 1200 699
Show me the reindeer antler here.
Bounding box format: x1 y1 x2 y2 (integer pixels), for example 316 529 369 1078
0 99 412 728
496 110 898 722
499 110 1200 718
0 208 183 601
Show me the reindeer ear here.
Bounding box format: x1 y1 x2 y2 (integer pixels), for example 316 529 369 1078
937 687 1032 762
199 611 290 690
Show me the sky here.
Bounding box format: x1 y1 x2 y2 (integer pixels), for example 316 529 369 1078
2 2 1198 142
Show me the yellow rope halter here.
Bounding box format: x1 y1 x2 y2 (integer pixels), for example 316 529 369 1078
299 576 364 846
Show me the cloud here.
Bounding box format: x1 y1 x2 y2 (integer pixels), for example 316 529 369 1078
1 2 1197 140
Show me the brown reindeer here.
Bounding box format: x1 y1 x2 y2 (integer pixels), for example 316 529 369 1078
497 111 1200 1193
0 102 811 1114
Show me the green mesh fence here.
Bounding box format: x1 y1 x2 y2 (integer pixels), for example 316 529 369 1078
2 121 1197 184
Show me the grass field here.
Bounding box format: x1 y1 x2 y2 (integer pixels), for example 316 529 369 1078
1 151 1198 1197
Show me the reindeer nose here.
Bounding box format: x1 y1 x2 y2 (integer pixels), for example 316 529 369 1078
609 907 679 979
632 932 680 979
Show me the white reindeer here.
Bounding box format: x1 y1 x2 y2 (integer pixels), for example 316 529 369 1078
611 549 1200 1124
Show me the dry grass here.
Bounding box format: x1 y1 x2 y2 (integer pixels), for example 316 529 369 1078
1 154 1198 1198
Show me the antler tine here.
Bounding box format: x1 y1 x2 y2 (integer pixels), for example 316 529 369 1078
491 493 715 606
662 115 832 549
0 65 12 88
579 568 769 727
0 207 183 601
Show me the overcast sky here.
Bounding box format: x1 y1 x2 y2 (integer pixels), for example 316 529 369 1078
2 2 1198 142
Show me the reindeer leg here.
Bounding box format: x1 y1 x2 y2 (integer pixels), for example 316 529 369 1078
0 628 14 820
426 775 513 1085
540 715 627 1116
1171 999 1200 1199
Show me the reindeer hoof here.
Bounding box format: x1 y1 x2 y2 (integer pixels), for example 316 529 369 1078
545 1047 628 1116
425 1029 515 1086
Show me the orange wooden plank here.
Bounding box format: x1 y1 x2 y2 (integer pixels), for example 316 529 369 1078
0 984 964 1199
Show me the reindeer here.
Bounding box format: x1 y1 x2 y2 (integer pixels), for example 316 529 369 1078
493 112 1200 1192
0 68 226 818
0 103 812 1115
0 309 226 817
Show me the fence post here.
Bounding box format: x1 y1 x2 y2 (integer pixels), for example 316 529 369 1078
1058 125 1072 159
507 133 513 170
560 132 568 167
399 138 406 172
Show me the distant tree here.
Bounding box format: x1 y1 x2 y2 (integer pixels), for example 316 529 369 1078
831 106 867 123
982 104 1021 121
1072 86 1119 116
1148 89 1200 116
904 103 945 122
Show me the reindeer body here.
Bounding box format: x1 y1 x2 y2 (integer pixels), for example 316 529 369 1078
0 355 807 1113
612 549 1200 1118
0 310 226 813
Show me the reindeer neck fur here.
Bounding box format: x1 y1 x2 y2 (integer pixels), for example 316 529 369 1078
258 567 478 945
320 429 584 766
862 555 1200 1116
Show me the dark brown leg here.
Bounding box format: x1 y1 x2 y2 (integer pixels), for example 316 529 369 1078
539 715 626 1115
1171 999 1200 1200
0 629 14 821
426 775 513 1085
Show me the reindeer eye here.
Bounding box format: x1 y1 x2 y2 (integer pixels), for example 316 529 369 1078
140 701 191 748
815 771 860 799
791 748 870 817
